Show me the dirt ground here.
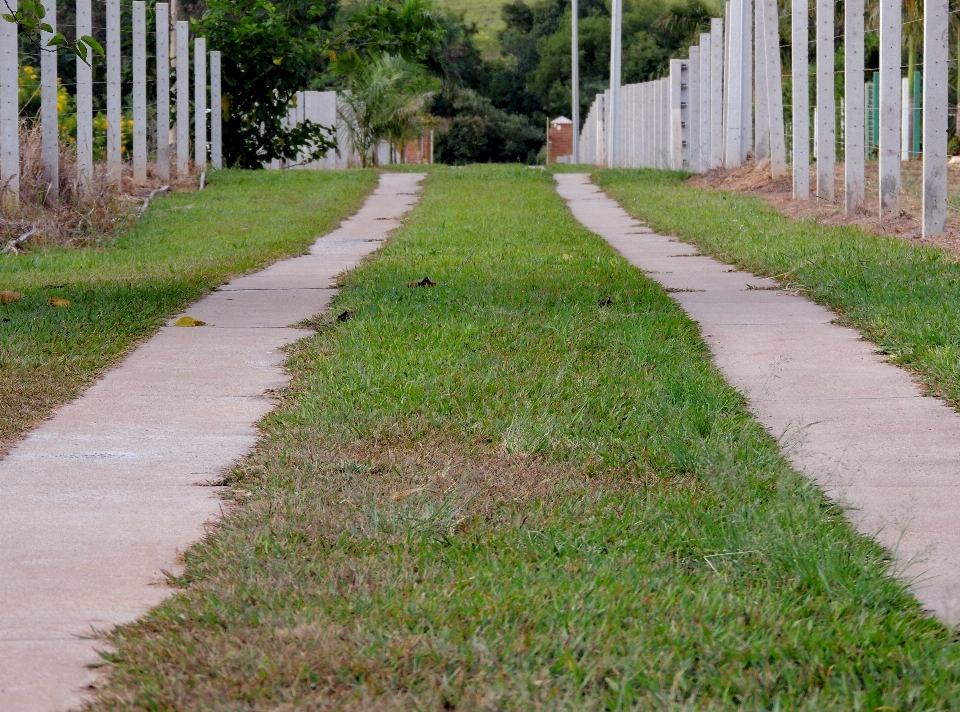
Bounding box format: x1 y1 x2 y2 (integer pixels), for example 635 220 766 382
687 158 960 259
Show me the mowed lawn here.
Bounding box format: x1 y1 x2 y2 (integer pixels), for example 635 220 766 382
598 168 960 413
0 169 376 453
88 165 960 710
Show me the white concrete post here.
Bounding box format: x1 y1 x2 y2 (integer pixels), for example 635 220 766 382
878 0 901 219
194 37 207 169
922 0 948 238
689 47 700 171
76 0 92 194
760 0 787 177
572 0 579 163
815 0 834 200
741 0 752 160
40 0 57 203
792 0 809 197
106 0 121 186
723 3 731 165
710 18 724 169
0 1 17 203
607 0 622 167
901 78 910 160
176 21 189 176
699 33 711 171
844 0 864 213
640 82 649 167
132 1 147 182
210 51 222 169
755 0 769 161
675 60 690 169
156 3 170 180
725 0 743 167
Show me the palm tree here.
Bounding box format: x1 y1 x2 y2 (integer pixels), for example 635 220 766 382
332 53 439 167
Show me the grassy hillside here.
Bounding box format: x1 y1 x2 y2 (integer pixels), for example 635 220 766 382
436 0 509 54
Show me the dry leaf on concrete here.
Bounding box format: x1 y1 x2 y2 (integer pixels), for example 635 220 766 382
48 297 71 307
174 316 206 327
0 291 23 303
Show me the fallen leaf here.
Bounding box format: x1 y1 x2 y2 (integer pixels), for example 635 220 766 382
562 253 572 261
598 297 613 307
174 316 206 327
48 297 71 307
0 290 23 303
408 276 436 288
336 310 355 323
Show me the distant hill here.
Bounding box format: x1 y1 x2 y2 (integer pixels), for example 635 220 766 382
435 0 509 54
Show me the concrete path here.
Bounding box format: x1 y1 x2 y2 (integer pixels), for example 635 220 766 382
0 173 425 711
556 173 960 625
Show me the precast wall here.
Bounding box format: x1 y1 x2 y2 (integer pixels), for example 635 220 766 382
575 0 952 236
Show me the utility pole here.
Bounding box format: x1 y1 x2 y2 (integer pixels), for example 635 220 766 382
572 0 579 163
607 0 622 167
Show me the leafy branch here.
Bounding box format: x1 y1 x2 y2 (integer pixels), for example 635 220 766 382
1 0 103 63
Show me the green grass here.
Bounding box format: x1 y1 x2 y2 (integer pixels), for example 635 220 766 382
596 168 960 411
0 169 377 451
89 165 960 710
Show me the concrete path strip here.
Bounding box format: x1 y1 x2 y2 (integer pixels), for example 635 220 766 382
555 173 960 625
0 172 425 711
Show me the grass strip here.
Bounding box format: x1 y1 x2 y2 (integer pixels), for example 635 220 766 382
0 169 376 451
596 168 960 410
90 165 960 710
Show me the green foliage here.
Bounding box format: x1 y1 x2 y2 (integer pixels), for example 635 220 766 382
332 52 439 166
432 87 544 163
198 0 338 168
327 0 447 73
1 0 102 63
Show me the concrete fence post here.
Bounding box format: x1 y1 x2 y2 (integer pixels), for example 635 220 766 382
878 0 901 219
757 0 786 177
0 3 18 204
106 0 121 186
607 0 622 167
844 0 864 212
176 21 189 177
156 3 170 180
901 77 911 160
0 1 17 203
724 0 743 167
210 51 222 169
791 0 809 198
76 0 92 193
741 0 752 160
710 18 723 169
922 0 948 237
815 0 834 200
40 0 58 203
754 0 769 161
699 33 711 171
132 1 147 182
722 3 731 165
194 37 207 169
689 47 700 172
670 62 684 169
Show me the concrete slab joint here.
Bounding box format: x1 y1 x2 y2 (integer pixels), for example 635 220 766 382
0 173 426 711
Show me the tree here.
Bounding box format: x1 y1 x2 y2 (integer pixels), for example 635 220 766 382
198 0 338 168
332 52 439 166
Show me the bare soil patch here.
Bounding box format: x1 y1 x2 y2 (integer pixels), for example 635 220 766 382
688 157 960 259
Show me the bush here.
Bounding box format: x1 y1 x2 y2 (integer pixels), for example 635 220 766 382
432 87 543 164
